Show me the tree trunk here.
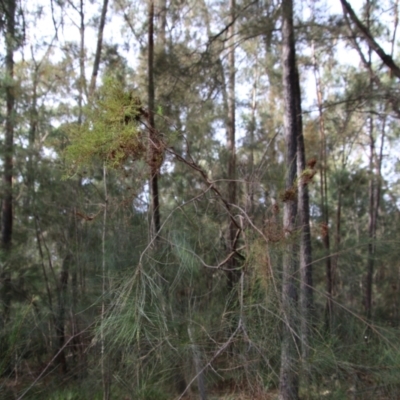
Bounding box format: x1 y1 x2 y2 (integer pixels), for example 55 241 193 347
332 189 342 299
25 68 38 212
226 0 238 290
148 0 161 238
365 109 384 319
296 67 313 366
156 0 167 46
2 0 16 251
246 61 258 215
365 106 375 319
89 0 109 96
364 1 382 320
55 254 70 374
78 0 86 122
311 44 333 328
279 0 299 398
101 165 110 400
1 0 16 322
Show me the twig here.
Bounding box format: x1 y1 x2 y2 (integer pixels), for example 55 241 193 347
166 146 241 231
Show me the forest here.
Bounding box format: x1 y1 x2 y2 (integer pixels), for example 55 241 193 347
0 0 400 399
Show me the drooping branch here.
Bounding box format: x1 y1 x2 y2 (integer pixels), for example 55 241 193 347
166 146 241 232
342 9 400 119
340 0 400 79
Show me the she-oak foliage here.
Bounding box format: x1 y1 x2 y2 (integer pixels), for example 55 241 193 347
64 78 147 173
3 0 400 398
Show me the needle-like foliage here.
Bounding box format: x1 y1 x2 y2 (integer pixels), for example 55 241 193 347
64 77 146 173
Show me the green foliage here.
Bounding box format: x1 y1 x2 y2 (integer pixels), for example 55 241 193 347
0 303 32 376
302 317 400 400
64 77 146 174
3 0 400 399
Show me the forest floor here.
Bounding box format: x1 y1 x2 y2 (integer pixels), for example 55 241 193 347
0 372 396 400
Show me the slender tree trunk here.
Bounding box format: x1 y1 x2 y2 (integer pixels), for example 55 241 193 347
296 68 313 368
246 57 259 215
207 2 237 282
101 165 110 400
65 0 94 379
1 0 16 323
311 44 333 328
89 0 109 96
188 326 207 400
55 254 70 374
26 69 38 212
156 0 167 46
2 0 16 251
332 189 342 298
365 113 385 319
34 216 54 318
226 0 238 290
279 0 299 398
364 1 381 320
78 0 86 121
365 109 375 319
365 193 375 316
291 4 314 376
148 0 161 238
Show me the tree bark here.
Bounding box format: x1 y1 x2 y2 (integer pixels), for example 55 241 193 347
89 0 109 96
101 165 110 400
227 0 239 290
1 0 16 322
279 0 299 398
311 44 333 329
296 66 314 367
148 0 161 238
365 67 375 318
55 254 70 374
25 65 39 212
2 0 16 252
78 0 87 121
332 189 342 298
364 0 382 320
365 108 384 319
156 0 167 46
245 58 259 216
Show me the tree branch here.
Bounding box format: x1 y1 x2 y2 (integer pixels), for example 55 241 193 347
340 0 400 79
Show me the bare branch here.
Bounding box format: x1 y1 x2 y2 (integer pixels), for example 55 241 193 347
340 0 400 79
